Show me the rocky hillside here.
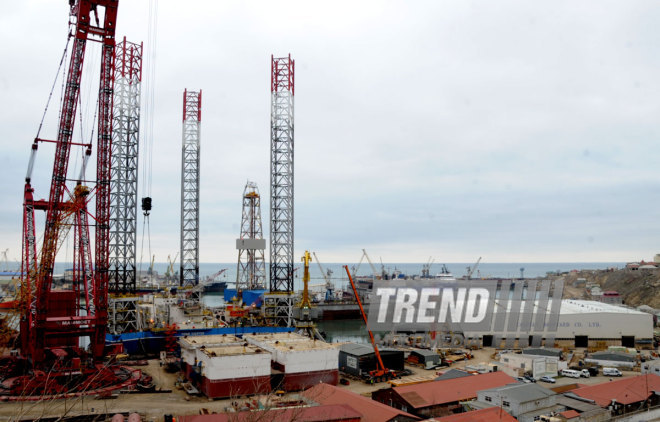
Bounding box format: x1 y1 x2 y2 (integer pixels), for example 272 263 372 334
562 268 660 309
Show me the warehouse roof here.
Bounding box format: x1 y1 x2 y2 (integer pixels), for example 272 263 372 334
570 374 660 407
480 383 555 403
410 348 440 357
201 345 267 357
430 407 517 421
435 369 473 381
522 347 562 357
178 403 362 422
303 383 420 422
589 351 636 362
340 343 401 356
560 300 647 315
389 371 516 409
180 334 242 348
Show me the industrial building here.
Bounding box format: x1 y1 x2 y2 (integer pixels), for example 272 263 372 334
371 372 516 418
498 352 561 379
244 332 339 390
302 383 420 422
568 374 660 417
469 299 654 349
471 383 559 422
339 343 405 377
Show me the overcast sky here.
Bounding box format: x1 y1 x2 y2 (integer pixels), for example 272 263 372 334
1 1 659 266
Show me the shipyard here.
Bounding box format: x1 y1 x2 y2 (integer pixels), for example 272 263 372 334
2 1 660 421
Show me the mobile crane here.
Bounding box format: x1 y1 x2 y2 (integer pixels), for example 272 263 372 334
343 265 399 383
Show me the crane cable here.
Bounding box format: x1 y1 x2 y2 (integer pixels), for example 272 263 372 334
34 31 71 142
139 0 158 278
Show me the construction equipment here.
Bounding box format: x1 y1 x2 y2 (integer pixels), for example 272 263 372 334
206 268 227 282
421 256 435 278
344 265 399 383
165 252 179 282
295 252 322 339
466 257 482 280
6 0 146 398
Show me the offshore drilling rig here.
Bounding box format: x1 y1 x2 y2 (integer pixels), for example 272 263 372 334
0 0 146 398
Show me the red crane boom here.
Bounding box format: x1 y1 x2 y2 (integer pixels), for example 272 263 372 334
21 0 118 366
343 265 398 383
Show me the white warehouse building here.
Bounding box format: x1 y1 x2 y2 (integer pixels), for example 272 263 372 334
467 300 654 349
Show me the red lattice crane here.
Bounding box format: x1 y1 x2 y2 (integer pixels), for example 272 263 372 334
21 0 118 367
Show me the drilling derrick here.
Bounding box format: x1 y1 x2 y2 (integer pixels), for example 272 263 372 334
180 89 202 305
236 182 266 292
7 0 144 398
108 38 142 334
266 54 295 326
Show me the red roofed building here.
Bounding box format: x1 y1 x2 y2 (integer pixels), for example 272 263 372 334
303 383 420 422
428 406 517 421
570 374 660 416
558 409 580 420
371 371 517 418
177 403 361 422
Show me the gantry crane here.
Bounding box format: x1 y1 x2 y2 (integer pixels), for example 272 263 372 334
344 265 399 383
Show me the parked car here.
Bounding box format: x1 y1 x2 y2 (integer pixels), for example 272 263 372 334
516 376 531 383
603 367 622 377
539 376 556 383
580 369 590 378
523 375 537 383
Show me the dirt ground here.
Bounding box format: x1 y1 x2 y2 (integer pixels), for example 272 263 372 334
0 349 644 421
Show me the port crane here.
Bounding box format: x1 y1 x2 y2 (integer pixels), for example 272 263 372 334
466 257 482 280
344 265 399 383
312 252 334 301
362 249 381 280
206 268 228 282
422 256 435 278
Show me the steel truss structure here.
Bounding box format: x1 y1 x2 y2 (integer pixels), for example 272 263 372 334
20 0 117 366
180 89 202 304
269 54 295 326
108 296 140 334
236 182 266 291
110 37 142 295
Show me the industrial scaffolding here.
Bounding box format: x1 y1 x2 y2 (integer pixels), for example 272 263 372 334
267 54 295 326
180 89 202 305
236 181 266 291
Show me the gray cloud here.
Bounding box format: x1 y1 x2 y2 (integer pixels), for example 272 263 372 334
1 1 659 265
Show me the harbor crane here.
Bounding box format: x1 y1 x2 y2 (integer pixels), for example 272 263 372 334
422 256 435 278
362 249 381 280
344 265 399 383
466 257 482 280
312 252 334 301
